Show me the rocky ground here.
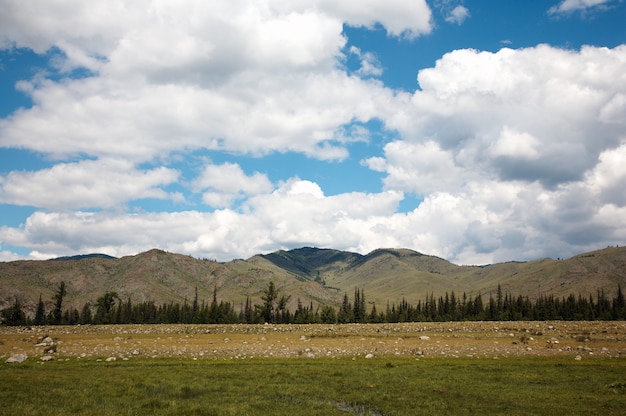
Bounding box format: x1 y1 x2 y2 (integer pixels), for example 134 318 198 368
2 321 626 364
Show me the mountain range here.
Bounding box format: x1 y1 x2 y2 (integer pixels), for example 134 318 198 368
2 246 625 315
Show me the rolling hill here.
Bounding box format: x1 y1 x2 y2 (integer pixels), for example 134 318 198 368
1 246 625 315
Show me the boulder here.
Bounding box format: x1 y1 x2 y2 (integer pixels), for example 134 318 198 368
6 353 27 364
34 336 54 347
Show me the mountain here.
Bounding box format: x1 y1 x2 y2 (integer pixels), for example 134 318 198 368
1 246 626 315
50 253 117 261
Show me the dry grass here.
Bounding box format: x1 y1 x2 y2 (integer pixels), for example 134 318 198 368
2 321 625 362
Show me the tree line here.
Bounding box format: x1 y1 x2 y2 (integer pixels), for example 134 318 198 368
1 281 625 326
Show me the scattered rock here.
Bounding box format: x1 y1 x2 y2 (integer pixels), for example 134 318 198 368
546 338 559 348
40 355 54 362
6 353 27 364
419 335 430 341
35 335 58 354
574 355 582 361
105 357 116 362
365 353 374 359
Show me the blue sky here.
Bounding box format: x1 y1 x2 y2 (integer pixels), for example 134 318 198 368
1 0 625 264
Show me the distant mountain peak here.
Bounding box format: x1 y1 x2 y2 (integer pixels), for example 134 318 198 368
49 253 117 261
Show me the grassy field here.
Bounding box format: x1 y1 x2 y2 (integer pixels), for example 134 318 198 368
1 356 625 415
1 322 626 415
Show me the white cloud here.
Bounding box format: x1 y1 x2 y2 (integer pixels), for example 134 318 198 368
364 140 468 195
349 46 383 77
277 179 325 198
586 142 626 207
319 0 433 38
0 184 405 261
0 159 180 210
0 245 20 262
548 0 616 15
388 45 626 188
0 1 406 163
445 5 470 25
489 126 541 160
1 2 625 265
192 162 273 208
367 44 626 262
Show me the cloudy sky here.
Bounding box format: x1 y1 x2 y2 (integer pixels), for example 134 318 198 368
1 0 625 264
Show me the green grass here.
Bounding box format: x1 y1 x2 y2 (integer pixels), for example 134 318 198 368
1 356 625 415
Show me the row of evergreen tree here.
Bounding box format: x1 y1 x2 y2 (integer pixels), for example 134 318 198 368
2 281 625 326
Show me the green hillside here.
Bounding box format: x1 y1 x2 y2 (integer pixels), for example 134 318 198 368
2 246 625 315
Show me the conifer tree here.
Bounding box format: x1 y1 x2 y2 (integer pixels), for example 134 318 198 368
34 294 46 325
0 297 27 326
320 305 337 323
50 281 66 325
80 302 92 324
337 292 353 323
257 281 278 323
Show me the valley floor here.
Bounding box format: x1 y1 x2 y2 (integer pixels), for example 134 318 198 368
2 321 625 361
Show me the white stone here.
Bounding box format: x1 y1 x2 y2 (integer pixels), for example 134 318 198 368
6 353 27 364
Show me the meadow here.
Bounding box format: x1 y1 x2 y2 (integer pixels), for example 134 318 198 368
1 322 625 415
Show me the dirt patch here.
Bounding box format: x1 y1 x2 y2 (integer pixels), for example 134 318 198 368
2 321 625 362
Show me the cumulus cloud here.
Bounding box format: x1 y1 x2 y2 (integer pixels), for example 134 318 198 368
0 159 180 210
0 183 405 261
0 245 20 262
0 2 625 265
368 44 626 262
387 45 626 188
364 140 468 195
192 162 273 208
0 1 407 163
319 0 433 38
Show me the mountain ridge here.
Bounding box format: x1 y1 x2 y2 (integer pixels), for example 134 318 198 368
2 245 625 315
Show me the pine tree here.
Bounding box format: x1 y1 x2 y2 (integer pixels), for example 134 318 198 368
257 281 278 323
337 292 353 323
94 292 118 324
34 294 46 325
192 287 199 322
50 281 67 325
353 288 366 323
473 293 484 320
614 284 625 319
369 303 379 323
320 305 336 323
244 296 254 324
276 294 291 323
1 297 27 326
80 302 93 324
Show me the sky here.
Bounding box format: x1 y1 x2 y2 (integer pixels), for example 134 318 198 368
0 0 625 265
